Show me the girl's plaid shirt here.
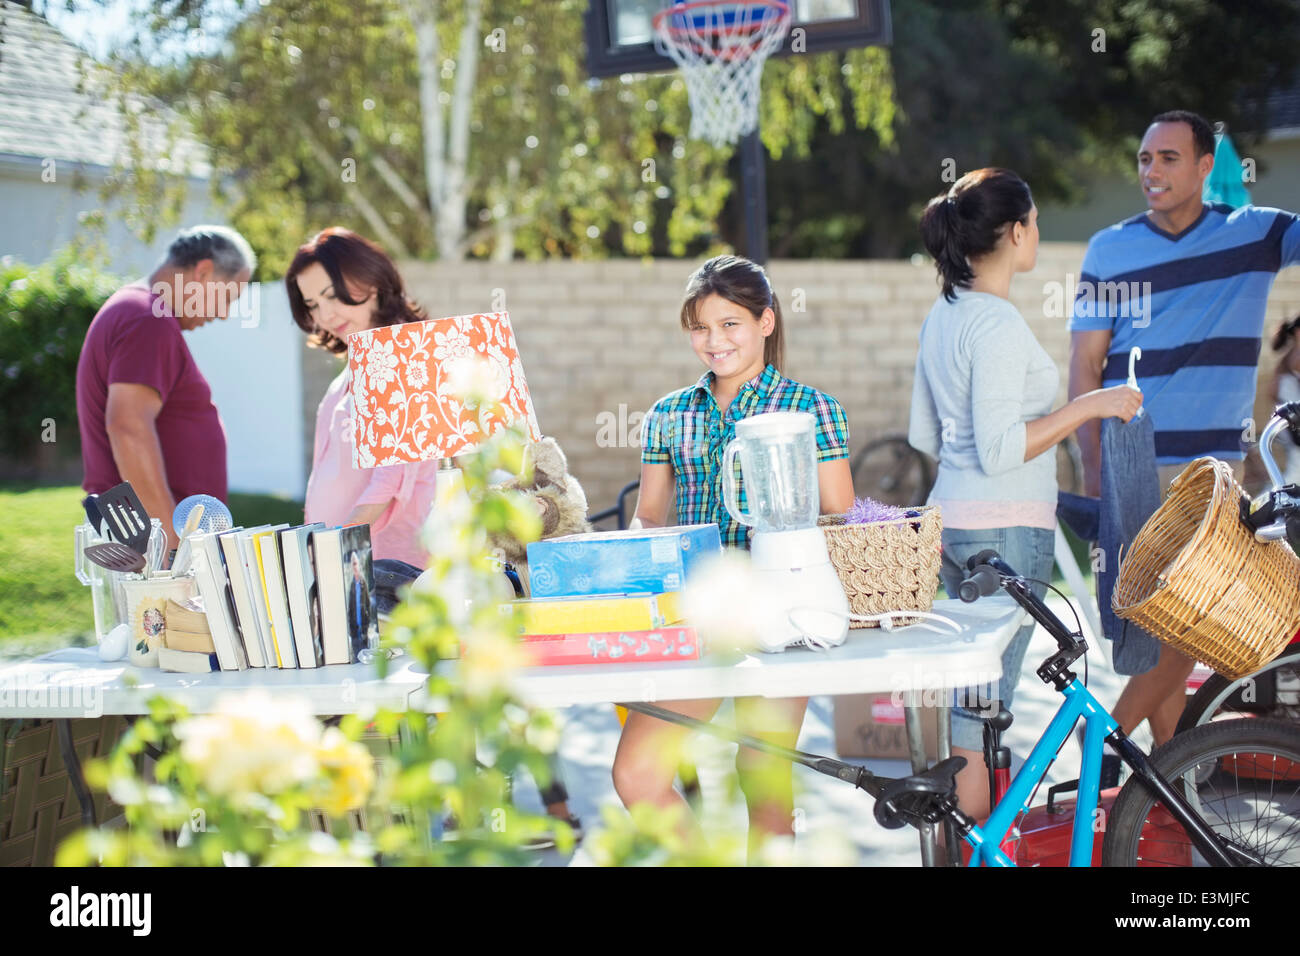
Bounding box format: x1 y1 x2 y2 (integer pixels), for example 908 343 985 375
640 364 850 549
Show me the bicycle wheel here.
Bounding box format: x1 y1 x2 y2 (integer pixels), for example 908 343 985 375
1176 643 1300 733
850 436 933 507
1102 718 1300 866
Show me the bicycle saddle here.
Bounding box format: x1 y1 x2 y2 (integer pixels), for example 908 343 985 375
873 756 967 830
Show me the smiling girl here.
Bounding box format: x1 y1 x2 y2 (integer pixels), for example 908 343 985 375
613 255 854 853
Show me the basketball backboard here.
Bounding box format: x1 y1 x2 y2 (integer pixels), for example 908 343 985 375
584 0 891 77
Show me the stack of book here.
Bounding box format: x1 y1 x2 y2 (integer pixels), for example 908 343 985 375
509 525 722 666
185 522 380 671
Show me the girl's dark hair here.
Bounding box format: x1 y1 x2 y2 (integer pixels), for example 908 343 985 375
1272 315 1300 352
919 168 1034 302
285 227 427 354
679 254 784 371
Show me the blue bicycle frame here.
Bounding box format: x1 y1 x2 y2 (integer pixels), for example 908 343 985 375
626 552 1243 868
962 677 1118 867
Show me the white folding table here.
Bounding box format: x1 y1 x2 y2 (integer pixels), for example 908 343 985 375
0 596 1025 865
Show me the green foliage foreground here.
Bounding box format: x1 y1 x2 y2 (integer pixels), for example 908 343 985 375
53 385 767 866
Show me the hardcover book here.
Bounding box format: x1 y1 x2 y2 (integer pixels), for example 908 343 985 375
258 531 299 669
281 524 327 669
311 524 379 665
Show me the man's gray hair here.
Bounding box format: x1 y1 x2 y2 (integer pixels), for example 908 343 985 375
160 225 257 277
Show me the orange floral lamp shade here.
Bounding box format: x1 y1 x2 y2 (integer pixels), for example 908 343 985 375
347 311 541 467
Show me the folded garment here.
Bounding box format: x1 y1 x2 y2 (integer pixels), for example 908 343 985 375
1056 415 1162 675
373 558 424 615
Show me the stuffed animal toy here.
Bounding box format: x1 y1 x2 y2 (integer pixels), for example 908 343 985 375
488 436 592 595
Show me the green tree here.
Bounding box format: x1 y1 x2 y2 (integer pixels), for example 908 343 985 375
758 0 1300 258
57 0 896 270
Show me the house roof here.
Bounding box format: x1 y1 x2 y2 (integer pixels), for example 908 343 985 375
0 1 210 176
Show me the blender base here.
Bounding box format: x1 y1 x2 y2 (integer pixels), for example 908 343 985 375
749 528 850 652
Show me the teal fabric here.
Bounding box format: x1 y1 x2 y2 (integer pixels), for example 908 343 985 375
1203 132 1252 209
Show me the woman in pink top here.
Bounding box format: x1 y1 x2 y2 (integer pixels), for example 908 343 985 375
286 228 438 567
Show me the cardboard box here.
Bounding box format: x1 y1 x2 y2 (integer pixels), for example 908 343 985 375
832 693 941 761
515 627 703 666
526 524 722 598
513 592 684 635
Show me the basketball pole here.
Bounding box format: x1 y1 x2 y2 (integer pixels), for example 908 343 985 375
738 129 769 265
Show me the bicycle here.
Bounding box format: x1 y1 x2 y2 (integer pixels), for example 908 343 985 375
1174 403 1300 732
627 546 1300 865
850 434 1083 507
850 434 934 507
900 550 1300 865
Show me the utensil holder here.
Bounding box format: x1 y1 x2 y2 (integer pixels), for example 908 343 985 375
119 574 196 668
74 522 127 645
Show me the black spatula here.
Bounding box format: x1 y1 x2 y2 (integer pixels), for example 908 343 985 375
97 481 152 554
83 541 146 574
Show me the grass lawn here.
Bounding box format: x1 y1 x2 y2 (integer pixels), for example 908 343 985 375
0 484 302 654
0 482 1096 656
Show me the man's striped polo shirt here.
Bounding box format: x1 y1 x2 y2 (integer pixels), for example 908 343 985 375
1069 202 1300 464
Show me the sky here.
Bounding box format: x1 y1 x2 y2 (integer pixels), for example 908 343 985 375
39 0 148 58
37 0 239 61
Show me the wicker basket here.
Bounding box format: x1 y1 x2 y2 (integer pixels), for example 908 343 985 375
1 717 128 867
1112 457 1300 680
818 505 943 628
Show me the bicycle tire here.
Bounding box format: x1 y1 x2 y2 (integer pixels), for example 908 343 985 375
1176 644 1300 734
1101 718 1300 866
850 435 934 507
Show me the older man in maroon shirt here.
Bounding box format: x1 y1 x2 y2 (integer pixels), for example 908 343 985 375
76 225 255 550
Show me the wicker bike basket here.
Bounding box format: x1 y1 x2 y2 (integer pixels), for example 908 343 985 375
1112 457 1300 680
818 505 943 628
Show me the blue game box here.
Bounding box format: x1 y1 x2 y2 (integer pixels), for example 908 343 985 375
525 524 722 598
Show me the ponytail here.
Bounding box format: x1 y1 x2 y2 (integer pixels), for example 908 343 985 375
919 168 1034 302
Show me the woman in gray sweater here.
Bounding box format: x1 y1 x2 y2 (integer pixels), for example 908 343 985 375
908 168 1142 822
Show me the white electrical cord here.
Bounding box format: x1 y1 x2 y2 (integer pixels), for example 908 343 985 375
784 606 966 652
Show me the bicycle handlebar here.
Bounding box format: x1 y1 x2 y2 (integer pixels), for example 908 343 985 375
960 551 1089 689
1243 402 1300 546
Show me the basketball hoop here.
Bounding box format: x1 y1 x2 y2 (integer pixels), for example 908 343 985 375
653 1 792 148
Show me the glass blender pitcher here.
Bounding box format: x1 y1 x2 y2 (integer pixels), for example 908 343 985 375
722 412 820 531
722 412 849 652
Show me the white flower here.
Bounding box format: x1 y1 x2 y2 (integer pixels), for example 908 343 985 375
680 552 784 653
433 327 472 362
444 354 508 403
406 361 429 390
364 338 400 392
175 690 322 798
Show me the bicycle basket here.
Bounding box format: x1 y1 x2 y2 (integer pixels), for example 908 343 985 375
818 505 943 628
1112 457 1300 679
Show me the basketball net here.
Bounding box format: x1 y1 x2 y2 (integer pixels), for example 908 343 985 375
653 1 792 148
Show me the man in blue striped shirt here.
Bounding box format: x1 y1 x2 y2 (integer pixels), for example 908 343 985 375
1069 110 1300 750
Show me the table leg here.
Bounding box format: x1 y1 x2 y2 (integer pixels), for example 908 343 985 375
935 701 960 865
903 691 936 867
56 719 96 828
